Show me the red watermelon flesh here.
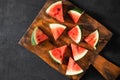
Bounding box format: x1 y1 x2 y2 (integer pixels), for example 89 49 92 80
49 23 66 40
33 27 48 45
68 8 84 23
68 25 81 43
68 10 81 23
71 43 88 61
66 57 83 75
46 1 64 22
49 45 67 64
85 30 99 49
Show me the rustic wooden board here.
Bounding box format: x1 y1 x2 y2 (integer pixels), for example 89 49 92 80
19 0 113 80
92 55 120 80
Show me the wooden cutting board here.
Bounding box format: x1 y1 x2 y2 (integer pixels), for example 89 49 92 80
19 0 120 80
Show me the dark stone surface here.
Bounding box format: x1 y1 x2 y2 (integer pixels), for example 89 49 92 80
0 0 120 80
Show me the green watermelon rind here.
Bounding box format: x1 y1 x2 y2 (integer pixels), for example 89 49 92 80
31 33 36 45
68 10 81 17
74 48 88 61
76 25 82 43
49 51 61 64
73 8 84 14
31 27 38 45
33 27 39 45
93 30 99 49
68 8 84 15
66 69 83 76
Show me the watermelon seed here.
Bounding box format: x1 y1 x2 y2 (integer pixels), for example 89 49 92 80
38 39 41 41
73 61 76 67
57 8 60 11
54 8 60 16
60 55 62 58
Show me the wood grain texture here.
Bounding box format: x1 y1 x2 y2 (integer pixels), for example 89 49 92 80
92 55 120 80
18 0 114 80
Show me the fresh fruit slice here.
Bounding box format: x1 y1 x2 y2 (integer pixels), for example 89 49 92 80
31 27 48 45
85 30 99 49
68 8 84 23
49 45 67 64
49 23 66 40
71 43 88 61
68 25 82 43
66 57 83 75
46 1 64 22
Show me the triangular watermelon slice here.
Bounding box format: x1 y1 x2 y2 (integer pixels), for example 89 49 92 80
66 57 83 75
71 43 88 61
46 1 64 22
68 8 84 23
49 23 66 40
49 45 67 64
68 25 82 43
85 30 99 49
31 27 48 45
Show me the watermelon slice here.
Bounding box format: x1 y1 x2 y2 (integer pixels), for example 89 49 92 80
71 43 88 61
46 1 64 22
49 23 66 40
31 27 48 45
49 45 67 64
66 57 83 75
68 8 84 23
68 25 82 43
85 30 99 49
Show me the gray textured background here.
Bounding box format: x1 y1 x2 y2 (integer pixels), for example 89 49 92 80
0 0 120 80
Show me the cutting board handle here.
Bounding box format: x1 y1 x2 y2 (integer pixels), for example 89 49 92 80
92 55 120 80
